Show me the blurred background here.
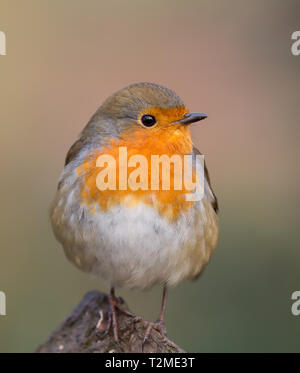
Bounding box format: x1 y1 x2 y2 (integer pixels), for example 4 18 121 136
0 0 299 352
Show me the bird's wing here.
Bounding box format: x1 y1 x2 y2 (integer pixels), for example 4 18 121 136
64 138 85 166
193 146 219 213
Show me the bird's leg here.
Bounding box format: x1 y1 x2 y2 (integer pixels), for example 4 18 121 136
142 285 184 352
110 287 140 319
143 285 167 343
98 287 140 346
157 284 168 327
96 287 119 344
108 287 120 344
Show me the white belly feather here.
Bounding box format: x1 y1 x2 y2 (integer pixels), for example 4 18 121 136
51 157 219 289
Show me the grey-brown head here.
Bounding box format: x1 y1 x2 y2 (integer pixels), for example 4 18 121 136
81 82 207 141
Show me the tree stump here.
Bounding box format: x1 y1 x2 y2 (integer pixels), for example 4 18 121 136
36 291 184 353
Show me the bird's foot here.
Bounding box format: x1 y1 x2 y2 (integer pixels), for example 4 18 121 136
96 292 137 349
142 320 184 352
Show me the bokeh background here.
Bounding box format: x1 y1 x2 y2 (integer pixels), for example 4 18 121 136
0 0 299 352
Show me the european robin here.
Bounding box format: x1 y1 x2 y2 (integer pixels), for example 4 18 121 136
50 82 219 348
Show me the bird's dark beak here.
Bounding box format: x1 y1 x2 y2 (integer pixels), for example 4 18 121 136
176 112 208 125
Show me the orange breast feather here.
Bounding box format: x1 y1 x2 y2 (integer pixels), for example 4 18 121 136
77 108 197 221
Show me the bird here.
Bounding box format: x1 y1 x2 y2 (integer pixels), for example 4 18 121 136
50 82 219 349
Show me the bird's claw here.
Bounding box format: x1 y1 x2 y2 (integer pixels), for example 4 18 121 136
142 320 165 350
142 320 184 352
96 292 137 350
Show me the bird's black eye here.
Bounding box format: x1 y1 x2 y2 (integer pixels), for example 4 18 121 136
141 114 157 127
